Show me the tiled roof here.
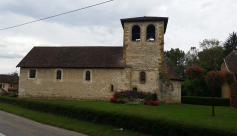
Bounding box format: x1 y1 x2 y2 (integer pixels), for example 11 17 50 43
164 63 184 81
0 75 19 84
223 50 237 74
120 16 169 33
17 46 182 81
17 46 126 68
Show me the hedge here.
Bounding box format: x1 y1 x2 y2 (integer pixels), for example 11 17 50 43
0 97 235 136
182 96 230 106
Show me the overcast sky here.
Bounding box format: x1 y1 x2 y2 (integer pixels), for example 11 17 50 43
0 0 237 74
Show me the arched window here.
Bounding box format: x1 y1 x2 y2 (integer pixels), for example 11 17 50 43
132 25 140 41
147 25 155 41
86 71 90 81
140 72 145 83
56 70 61 79
133 87 137 91
111 85 113 91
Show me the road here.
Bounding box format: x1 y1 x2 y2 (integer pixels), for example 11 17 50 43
0 110 87 136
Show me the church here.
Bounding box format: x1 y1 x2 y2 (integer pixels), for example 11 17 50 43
17 16 182 103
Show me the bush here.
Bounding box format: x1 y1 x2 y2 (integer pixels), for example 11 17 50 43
181 78 221 97
185 66 204 80
181 96 230 106
230 81 237 108
0 97 235 136
110 96 117 103
117 99 125 104
205 71 225 90
145 92 157 101
114 90 146 99
114 90 158 105
124 98 144 105
144 100 159 106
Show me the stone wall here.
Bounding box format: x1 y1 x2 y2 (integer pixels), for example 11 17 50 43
221 62 230 98
18 68 131 100
123 21 164 94
159 80 181 103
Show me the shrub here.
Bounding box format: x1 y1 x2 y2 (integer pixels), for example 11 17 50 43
114 90 146 99
124 98 144 105
230 81 237 108
110 96 117 103
145 92 157 101
0 97 236 136
205 71 225 90
222 71 235 86
117 99 125 104
146 100 159 106
185 66 204 80
181 96 230 106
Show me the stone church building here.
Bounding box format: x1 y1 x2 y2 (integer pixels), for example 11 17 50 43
17 16 183 103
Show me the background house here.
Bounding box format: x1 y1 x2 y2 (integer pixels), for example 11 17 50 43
0 75 19 94
220 50 237 98
16 16 182 103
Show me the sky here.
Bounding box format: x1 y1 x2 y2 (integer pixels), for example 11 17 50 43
0 0 237 74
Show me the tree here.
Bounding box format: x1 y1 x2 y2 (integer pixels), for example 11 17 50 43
164 48 185 77
198 46 224 72
199 39 221 50
164 48 185 66
223 32 237 57
10 71 18 76
184 47 199 67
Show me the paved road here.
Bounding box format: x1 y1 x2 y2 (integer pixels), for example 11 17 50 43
0 110 87 136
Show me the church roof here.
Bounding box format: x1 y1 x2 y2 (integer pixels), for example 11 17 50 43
17 46 182 80
0 75 19 84
120 16 169 33
164 63 184 81
222 50 237 74
17 46 126 68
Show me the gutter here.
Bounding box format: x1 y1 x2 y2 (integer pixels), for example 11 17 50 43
223 59 230 71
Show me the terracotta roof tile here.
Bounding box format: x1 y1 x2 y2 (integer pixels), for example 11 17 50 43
224 50 237 74
17 46 126 68
164 63 184 81
17 46 182 81
0 75 19 84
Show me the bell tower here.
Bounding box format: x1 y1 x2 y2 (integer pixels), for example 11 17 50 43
120 16 168 92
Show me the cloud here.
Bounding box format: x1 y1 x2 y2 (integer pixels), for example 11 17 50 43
1 0 237 74
0 52 23 59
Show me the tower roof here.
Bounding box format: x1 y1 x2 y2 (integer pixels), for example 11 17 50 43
120 16 169 33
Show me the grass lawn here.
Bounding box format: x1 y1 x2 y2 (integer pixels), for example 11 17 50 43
35 99 237 132
1 97 237 134
0 102 145 136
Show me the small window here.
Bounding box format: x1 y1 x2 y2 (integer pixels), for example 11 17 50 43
132 25 140 41
147 25 155 41
3 84 5 88
0 84 2 88
111 85 113 92
29 70 36 78
10 84 13 87
56 70 61 79
133 87 137 91
140 72 145 83
86 71 90 81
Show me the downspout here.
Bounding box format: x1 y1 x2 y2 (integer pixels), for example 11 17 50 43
223 59 230 71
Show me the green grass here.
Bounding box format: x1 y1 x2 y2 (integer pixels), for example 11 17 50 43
0 102 145 136
1 97 237 134
32 99 237 132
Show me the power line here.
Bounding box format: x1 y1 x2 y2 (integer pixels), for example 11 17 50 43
0 0 114 31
